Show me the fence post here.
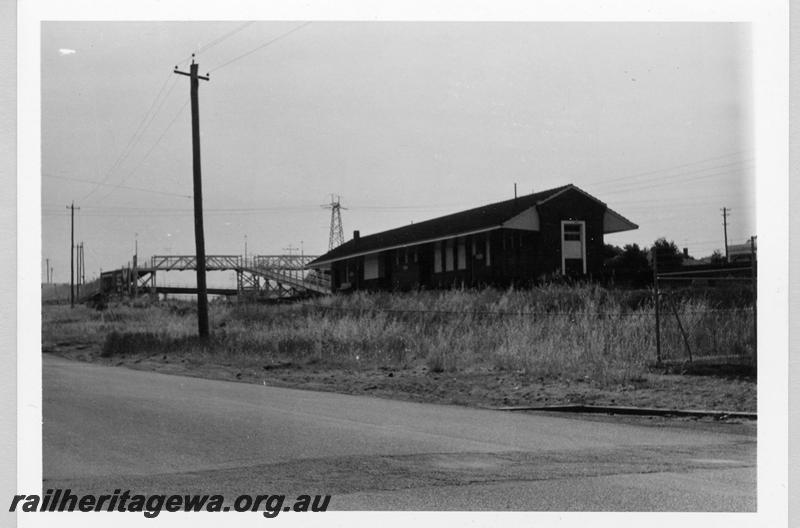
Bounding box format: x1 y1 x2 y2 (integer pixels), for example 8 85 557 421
666 292 693 363
750 236 757 364
653 249 661 365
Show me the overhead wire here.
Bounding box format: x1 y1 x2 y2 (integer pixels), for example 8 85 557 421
586 150 753 188
83 22 257 203
80 73 179 203
174 21 256 67
589 159 754 194
79 22 309 207
40 202 487 217
209 22 312 72
90 97 191 203
589 166 754 200
44 173 191 199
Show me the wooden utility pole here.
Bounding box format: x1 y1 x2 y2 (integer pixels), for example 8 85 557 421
76 243 82 300
45 258 50 284
721 207 730 262
66 202 79 307
80 243 85 290
175 57 210 338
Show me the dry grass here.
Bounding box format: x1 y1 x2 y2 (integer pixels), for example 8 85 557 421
42 285 754 388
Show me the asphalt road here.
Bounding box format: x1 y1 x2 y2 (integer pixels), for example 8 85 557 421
43 354 756 511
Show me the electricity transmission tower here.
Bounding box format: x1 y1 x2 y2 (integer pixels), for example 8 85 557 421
323 195 346 251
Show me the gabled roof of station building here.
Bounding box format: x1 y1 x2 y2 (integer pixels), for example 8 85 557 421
307 184 637 267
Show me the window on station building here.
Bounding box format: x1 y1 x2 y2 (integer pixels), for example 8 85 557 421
434 241 442 273
364 254 380 280
445 239 455 271
564 223 582 241
457 237 467 270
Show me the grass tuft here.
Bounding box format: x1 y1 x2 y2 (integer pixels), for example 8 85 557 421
45 284 754 387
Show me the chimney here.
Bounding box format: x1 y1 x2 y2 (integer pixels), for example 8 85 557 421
353 230 360 242
683 247 689 258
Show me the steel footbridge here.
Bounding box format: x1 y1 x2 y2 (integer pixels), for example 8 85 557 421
98 254 331 300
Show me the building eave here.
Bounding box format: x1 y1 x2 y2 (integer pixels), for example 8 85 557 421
306 225 502 268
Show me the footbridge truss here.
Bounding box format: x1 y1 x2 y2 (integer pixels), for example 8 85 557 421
236 255 331 298
101 254 331 300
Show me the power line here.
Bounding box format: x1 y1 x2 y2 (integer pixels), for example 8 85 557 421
44 173 191 199
91 98 191 202
81 73 179 203
209 22 312 72
41 202 476 215
174 21 255 67
590 159 754 194
41 205 317 216
588 150 753 188
591 164 754 197
611 192 753 206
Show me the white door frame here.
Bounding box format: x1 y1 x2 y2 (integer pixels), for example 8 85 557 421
560 220 587 275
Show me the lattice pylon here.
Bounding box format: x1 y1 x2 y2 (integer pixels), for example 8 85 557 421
323 194 345 251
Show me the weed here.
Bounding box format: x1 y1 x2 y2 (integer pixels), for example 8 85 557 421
44 285 754 387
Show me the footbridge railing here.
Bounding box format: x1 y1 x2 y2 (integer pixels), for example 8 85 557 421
150 255 241 272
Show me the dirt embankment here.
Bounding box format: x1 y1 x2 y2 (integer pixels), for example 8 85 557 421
45 339 756 415
41 294 756 418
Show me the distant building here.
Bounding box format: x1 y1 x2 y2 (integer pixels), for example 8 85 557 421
728 240 757 264
307 184 637 292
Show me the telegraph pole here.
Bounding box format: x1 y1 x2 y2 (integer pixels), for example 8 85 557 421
175 56 210 338
76 243 82 300
45 258 50 284
80 243 85 290
66 202 79 307
721 207 730 262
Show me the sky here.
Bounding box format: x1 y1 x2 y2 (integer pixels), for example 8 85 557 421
41 21 754 285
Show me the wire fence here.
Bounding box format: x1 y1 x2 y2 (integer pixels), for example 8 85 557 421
652 250 756 365
297 302 750 318
283 288 755 367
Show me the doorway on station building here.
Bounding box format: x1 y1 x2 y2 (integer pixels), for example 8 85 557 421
561 220 586 276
